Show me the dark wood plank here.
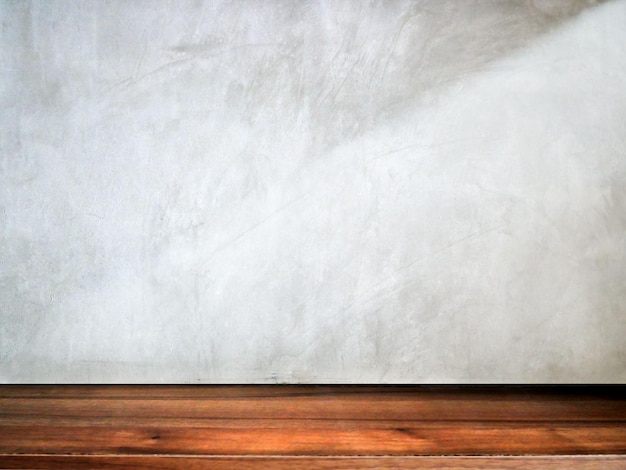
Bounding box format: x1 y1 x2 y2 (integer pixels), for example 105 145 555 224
0 455 625 470
0 384 622 399
1 387 624 422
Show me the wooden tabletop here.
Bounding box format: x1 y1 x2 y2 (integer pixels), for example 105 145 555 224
0 386 624 469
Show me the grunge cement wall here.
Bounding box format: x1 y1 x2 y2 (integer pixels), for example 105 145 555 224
1 0 625 383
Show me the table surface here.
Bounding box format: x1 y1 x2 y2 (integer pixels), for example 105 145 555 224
0 386 625 469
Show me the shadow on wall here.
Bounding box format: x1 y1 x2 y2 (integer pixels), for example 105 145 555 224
144 0 609 153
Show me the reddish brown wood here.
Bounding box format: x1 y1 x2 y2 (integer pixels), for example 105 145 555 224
1 386 623 423
0 386 624 469
1 423 625 456
0 455 625 470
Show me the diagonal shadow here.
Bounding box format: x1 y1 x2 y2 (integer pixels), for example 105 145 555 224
288 0 610 152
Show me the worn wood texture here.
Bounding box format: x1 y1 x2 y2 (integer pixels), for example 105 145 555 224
0 386 624 469
1 456 626 470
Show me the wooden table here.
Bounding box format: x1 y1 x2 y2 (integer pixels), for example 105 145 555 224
0 386 624 468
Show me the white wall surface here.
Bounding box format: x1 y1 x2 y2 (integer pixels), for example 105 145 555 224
1 0 625 383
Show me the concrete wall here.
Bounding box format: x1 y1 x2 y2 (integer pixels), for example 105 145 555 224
1 0 625 383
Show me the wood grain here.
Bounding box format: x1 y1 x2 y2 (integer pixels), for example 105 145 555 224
0 386 624 469
0 455 625 470
1 423 625 456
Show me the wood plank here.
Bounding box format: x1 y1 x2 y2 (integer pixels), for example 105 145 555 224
1 390 624 422
0 455 625 470
0 386 624 468
4 416 624 430
1 423 625 456
0 385 622 399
